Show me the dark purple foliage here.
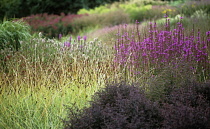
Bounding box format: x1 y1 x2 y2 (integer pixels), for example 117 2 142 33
63 82 163 129
63 81 210 129
161 81 210 129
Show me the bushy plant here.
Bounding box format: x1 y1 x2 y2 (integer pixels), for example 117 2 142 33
161 81 210 129
0 20 31 70
145 62 197 102
71 10 130 34
63 82 163 129
21 13 85 38
120 4 152 21
0 20 31 51
178 0 210 17
78 4 117 15
191 9 209 19
118 1 169 21
77 1 170 22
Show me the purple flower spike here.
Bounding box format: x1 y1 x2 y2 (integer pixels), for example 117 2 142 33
64 42 71 47
69 36 72 42
83 35 87 41
77 36 81 41
206 31 210 36
59 34 62 39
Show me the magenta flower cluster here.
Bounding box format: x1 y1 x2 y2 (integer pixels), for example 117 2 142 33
21 13 86 37
114 21 209 74
62 35 87 48
22 13 85 29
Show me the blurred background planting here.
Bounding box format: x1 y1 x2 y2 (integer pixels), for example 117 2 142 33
0 0 210 128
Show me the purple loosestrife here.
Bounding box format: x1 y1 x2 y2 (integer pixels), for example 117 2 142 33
59 34 62 40
64 41 71 47
77 36 81 41
83 35 87 41
114 20 209 76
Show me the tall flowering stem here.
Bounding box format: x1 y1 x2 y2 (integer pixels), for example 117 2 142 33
114 20 210 80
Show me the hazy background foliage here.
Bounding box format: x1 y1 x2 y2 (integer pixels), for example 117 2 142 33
0 0 123 20
0 0 210 128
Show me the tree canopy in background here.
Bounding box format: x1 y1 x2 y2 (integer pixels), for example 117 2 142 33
0 0 122 20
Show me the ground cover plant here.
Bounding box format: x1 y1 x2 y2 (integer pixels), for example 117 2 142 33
0 0 210 128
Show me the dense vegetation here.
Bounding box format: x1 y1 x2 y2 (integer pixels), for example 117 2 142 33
0 0 121 20
0 0 210 128
64 81 210 129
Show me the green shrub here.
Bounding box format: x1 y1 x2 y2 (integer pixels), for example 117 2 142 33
0 20 31 51
78 4 117 15
129 0 167 5
120 4 152 21
0 20 31 70
77 0 169 22
146 62 197 102
191 9 209 19
177 0 210 17
71 10 130 34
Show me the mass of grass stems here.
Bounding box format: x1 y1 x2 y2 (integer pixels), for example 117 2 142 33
0 32 123 128
0 0 210 128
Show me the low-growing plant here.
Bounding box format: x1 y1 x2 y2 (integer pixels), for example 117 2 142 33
161 81 210 129
145 62 197 102
63 82 163 129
